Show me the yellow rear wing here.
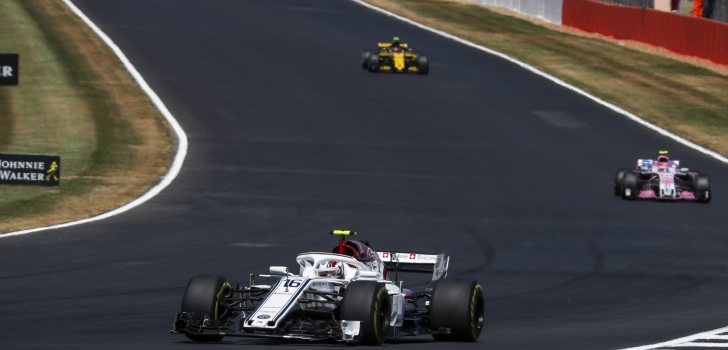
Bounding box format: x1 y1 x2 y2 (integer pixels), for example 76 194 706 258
377 42 408 49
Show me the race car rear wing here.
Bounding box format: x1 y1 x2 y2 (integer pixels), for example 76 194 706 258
377 252 449 282
377 42 409 49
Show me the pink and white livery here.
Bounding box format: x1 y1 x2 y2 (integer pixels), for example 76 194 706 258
614 150 711 202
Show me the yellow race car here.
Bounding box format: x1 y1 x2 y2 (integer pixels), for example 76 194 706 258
361 37 429 75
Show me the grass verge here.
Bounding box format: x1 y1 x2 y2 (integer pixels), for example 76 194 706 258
364 0 728 156
0 0 174 234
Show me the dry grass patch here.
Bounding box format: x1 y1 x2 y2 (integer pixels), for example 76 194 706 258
364 0 728 155
0 0 174 233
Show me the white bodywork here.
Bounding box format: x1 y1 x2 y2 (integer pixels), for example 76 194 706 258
243 251 445 340
637 158 689 199
244 252 397 333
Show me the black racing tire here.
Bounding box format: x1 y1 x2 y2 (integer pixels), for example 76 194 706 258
429 279 484 342
367 54 380 73
416 55 429 75
362 51 371 69
695 175 711 203
621 172 639 200
340 281 391 345
181 275 231 342
614 169 629 196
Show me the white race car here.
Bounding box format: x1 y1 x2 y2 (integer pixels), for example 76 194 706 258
171 230 484 344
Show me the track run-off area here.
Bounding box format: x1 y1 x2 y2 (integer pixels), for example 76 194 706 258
1 1 727 349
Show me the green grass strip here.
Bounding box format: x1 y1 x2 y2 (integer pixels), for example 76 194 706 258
0 0 139 228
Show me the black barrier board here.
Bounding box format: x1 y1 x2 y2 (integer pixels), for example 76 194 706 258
0 54 19 85
0 153 60 186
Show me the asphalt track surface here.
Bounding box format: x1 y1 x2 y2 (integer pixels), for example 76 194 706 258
1 1 727 349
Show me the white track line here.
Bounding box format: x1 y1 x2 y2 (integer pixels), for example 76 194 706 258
350 1 728 349
351 0 728 166
0 0 188 239
621 326 728 349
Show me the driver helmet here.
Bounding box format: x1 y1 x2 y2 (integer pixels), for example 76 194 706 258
317 261 344 279
656 150 670 163
391 36 401 47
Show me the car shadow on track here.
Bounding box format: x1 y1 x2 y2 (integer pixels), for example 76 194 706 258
175 336 436 347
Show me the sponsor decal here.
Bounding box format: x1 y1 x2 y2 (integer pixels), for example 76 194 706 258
0 153 60 186
0 53 19 85
256 314 271 319
415 254 438 262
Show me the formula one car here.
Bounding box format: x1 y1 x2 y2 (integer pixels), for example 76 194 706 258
171 230 484 344
362 37 429 74
614 150 711 202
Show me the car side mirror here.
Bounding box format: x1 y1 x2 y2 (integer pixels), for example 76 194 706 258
269 266 292 276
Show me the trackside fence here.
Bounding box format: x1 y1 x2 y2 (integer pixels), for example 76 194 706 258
602 0 654 7
603 0 728 23
563 0 728 65
467 0 564 24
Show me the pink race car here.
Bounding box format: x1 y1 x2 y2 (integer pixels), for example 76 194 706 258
614 151 711 203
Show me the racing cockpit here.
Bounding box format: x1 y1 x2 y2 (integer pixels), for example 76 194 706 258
656 150 670 163
296 253 370 280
